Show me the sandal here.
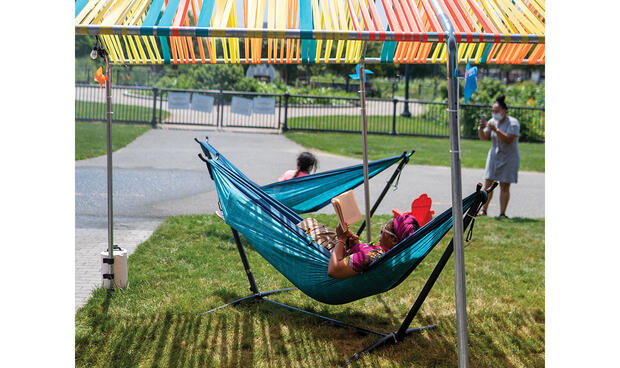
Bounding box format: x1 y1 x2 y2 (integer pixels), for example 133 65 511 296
477 209 487 217
498 214 509 219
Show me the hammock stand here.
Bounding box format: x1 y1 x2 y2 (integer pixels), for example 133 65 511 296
207 182 494 365
199 146 415 336
198 146 495 364
77 0 543 364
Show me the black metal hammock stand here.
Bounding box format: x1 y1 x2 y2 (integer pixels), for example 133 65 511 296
197 142 497 365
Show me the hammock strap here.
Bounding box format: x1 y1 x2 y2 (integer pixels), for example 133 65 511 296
465 214 476 243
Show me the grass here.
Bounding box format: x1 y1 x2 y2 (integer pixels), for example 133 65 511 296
287 115 449 137
75 100 170 122
284 131 545 172
75 214 544 367
75 121 150 160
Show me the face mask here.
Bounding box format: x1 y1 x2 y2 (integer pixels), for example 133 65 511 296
492 113 503 121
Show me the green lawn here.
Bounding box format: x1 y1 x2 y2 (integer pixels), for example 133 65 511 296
285 132 545 172
75 121 150 160
76 214 544 367
287 115 451 137
75 100 168 122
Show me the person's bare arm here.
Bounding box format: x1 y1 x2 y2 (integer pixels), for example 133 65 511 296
487 122 517 144
327 232 360 279
478 119 490 140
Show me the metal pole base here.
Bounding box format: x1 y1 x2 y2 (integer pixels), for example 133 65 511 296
202 289 386 337
201 287 296 314
342 324 438 366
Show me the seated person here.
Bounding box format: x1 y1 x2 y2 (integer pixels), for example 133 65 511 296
278 152 318 181
327 214 419 279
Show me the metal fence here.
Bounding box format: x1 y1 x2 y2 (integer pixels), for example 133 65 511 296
75 84 545 142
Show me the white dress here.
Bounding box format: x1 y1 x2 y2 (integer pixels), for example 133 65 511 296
484 116 520 183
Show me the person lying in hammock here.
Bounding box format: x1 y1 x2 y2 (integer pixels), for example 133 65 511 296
326 213 419 278
298 213 418 279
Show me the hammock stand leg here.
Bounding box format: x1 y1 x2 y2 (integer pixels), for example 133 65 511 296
203 227 387 337
202 227 297 315
356 151 413 237
344 189 486 366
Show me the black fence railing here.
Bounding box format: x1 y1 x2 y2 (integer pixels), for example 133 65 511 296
75 84 545 142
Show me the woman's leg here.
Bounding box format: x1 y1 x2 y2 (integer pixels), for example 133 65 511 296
499 182 511 216
479 179 495 215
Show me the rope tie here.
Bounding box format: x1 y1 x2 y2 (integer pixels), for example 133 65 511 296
392 167 403 191
465 212 477 244
465 216 476 243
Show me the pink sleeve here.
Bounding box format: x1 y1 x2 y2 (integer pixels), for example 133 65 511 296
343 249 366 273
278 170 295 182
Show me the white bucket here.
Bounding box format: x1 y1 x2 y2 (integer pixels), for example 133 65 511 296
100 247 129 289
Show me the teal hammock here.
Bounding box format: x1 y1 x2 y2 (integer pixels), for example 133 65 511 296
197 139 411 213
199 140 485 305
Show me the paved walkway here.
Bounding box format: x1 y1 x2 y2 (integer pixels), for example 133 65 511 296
75 128 544 310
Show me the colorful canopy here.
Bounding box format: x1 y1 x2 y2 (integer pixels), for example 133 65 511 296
75 0 545 65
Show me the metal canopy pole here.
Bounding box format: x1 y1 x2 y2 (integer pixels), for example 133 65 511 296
446 31 470 368
427 0 469 365
358 42 372 243
104 53 115 288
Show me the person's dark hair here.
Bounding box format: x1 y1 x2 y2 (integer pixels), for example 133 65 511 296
295 152 318 177
495 94 508 111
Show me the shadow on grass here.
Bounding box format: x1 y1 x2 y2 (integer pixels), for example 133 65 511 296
77 298 543 368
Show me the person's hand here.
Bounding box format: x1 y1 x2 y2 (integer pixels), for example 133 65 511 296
487 121 497 131
336 224 346 238
344 230 359 247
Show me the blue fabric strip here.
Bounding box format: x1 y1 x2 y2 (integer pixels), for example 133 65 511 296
380 25 396 63
299 0 312 62
142 0 165 28
75 0 90 17
159 0 181 26
196 0 216 27
480 43 493 64
156 0 181 63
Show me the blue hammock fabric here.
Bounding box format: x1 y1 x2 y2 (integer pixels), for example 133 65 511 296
202 146 482 305
198 139 410 213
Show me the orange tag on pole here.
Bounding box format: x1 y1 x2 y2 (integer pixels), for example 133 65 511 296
94 66 107 87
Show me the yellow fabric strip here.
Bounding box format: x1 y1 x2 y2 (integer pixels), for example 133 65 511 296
101 35 119 63
527 0 545 19
229 1 240 63
255 0 267 63
122 35 137 63
321 0 334 63
276 0 288 63
124 0 152 64
334 0 348 62
481 0 509 34
267 0 276 62
513 0 545 34
100 0 133 26
496 0 528 34
78 0 106 26
75 0 103 25
311 0 323 61
433 43 444 63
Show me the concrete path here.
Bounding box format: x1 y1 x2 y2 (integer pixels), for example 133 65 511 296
75 128 544 310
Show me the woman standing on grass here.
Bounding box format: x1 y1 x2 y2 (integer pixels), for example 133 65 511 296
478 94 520 218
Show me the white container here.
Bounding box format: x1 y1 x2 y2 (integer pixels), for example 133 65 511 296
100 247 129 289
